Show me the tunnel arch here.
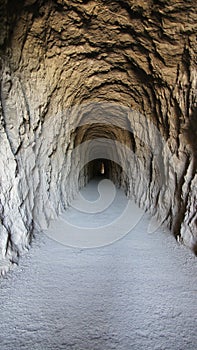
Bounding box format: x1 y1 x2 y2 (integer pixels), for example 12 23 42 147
0 0 196 273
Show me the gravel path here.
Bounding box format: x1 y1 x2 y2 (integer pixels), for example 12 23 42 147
0 180 196 350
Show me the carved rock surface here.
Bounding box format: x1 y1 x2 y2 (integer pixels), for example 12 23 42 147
0 0 196 273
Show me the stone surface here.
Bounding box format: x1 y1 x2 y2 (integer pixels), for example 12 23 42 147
0 184 197 349
0 0 197 273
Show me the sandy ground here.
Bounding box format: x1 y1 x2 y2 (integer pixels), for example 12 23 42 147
0 179 196 350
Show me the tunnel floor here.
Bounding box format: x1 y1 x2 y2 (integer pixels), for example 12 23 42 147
0 180 197 350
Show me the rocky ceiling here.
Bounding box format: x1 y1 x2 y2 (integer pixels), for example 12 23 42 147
0 0 196 274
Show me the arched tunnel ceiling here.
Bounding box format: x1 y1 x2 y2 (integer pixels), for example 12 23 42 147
0 0 197 273
1 0 196 144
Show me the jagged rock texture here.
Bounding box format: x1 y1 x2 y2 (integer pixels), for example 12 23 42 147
0 0 196 273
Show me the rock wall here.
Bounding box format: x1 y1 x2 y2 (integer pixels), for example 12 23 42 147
0 0 196 274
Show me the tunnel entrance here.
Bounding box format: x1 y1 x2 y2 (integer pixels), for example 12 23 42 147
100 161 105 175
78 158 128 193
93 159 108 178
72 118 135 197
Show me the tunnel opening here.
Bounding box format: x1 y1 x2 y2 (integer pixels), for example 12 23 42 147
78 157 129 195
100 162 105 175
71 118 135 199
91 159 109 178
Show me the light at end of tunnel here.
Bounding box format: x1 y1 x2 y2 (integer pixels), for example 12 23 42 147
101 162 105 175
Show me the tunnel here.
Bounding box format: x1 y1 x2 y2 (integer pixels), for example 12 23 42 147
0 0 196 271
80 159 120 180
0 1 197 349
